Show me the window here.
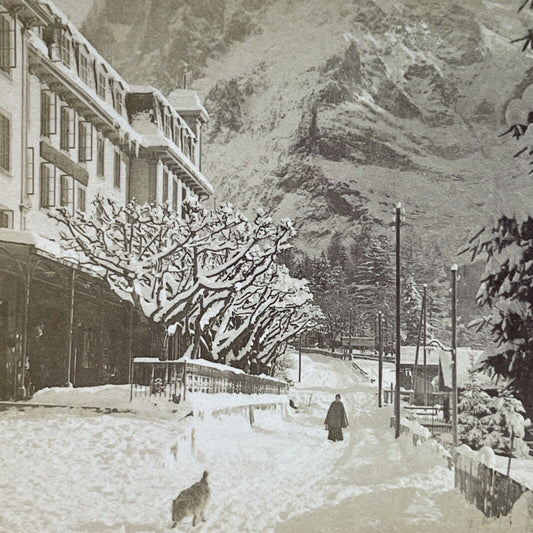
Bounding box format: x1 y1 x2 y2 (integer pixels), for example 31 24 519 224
0 14 16 73
97 135 105 177
41 90 56 136
164 113 172 140
26 147 35 195
59 32 72 67
0 210 11 228
60 106 75 150
96 72 106 100
162 169 169 203
77 185 86 212
113 151 121 188
79 51 89 84
174 124 181 149
60 175 74 213
78 121 92 162
114 90 123 115
0 113 10 172
40 163 56 208
172 179 178 211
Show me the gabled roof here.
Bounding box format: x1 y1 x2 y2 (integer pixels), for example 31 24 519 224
439 348 494 389
399 345 442 366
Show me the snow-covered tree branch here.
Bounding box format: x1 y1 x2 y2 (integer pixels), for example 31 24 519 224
51 195 319 370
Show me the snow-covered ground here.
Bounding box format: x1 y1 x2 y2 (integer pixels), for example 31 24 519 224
0 352 531 532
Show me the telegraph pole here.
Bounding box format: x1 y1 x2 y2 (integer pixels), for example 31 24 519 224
378 311 383 408
348 308 352 359
451 264 458 446
394 203 402 439
423 284 428 405
298 334 302 383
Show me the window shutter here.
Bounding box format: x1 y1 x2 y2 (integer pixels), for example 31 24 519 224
26 147 34 195
97 135 105 176
0 113 9 172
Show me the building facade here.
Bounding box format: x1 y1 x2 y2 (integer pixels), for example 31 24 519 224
0 0 213 399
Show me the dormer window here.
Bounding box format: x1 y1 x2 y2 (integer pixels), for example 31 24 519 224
164 112 172 140
59 31 72 68
174 124 181 149
96 71 106 100
79 50 89 84
114 89 123 115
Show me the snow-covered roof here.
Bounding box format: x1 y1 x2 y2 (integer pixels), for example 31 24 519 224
39 0 127 87
439 348 493 389
27 2 213 197
0 229 103 276
129 86 198 138
169 89 209 121
399 345 442 366
140 134 214 195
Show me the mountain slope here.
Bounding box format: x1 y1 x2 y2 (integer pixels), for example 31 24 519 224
76 0 533 267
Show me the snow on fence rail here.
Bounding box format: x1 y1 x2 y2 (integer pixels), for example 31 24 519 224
453 449 527 518
131 358 289 401
397 418 530 518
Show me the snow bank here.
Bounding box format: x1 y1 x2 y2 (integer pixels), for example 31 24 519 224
28 383 287 421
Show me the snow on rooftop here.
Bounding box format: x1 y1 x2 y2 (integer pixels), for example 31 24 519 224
39 0 127 88
169 89 209 119
140 132 214 195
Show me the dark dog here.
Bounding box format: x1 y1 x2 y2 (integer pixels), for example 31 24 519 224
171 471 209 528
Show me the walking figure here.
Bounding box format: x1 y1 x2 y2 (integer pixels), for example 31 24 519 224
324 393 349 441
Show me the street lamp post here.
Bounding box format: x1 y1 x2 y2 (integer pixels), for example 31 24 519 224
394 203 402 439
451 264 458 446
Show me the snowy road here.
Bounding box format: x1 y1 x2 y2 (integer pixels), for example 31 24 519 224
0 353 520 532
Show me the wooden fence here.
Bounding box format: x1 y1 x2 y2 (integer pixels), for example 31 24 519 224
397 419 529 518
454 451 528 518
130 359 289 401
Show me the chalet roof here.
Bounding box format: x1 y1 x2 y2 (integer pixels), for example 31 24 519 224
439 348 494 389
399 345 442 366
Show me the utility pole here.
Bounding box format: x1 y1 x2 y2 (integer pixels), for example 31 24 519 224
348 308 352 359
394 203 402 438
423 284 428 405
378 311 383 408
451 264 458 446
298 334 302 382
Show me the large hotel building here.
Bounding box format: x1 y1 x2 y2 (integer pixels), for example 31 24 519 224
0 0 213 399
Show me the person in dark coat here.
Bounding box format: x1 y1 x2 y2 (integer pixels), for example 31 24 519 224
324 393 349 441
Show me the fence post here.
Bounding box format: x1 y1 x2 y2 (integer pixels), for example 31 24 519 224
183 363 187 401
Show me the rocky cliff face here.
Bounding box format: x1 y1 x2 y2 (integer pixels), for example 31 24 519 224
70 0 533 268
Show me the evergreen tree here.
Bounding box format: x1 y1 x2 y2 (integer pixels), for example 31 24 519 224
401 274 423 345
466 213 533 416
458 352 531 456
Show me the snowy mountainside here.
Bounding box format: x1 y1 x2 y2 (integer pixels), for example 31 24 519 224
72 0 533 264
